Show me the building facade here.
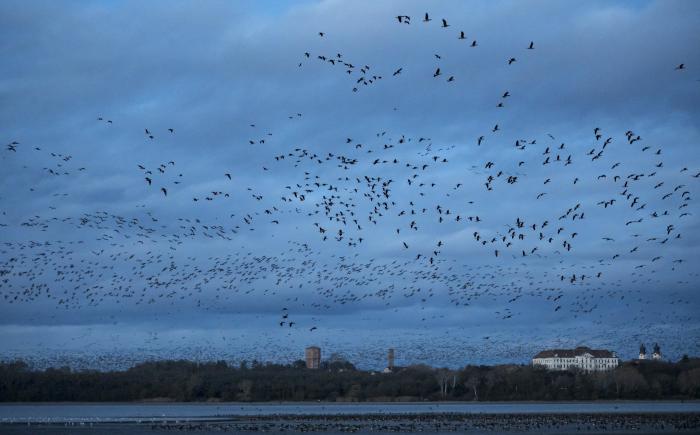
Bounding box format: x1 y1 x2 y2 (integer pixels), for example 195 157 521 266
305 346 321 369
532 346 619 371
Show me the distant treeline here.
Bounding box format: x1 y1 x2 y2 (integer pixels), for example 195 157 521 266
1 357 699 402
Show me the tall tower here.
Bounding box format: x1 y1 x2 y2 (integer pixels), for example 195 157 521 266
388 348 395 370
639 343 647 360
305 346 321 369
652 343 661 360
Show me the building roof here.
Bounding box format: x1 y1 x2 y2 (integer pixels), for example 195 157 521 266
533 346 615 359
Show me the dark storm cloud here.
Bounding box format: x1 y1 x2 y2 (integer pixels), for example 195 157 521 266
0 0 699 367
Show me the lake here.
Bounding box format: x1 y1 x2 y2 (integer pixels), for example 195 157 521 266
1 401 699 423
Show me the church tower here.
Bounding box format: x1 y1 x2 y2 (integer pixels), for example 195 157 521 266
652 343 661 360
639 343 646 360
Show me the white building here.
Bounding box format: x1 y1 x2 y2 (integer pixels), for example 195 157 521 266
532 346 619 372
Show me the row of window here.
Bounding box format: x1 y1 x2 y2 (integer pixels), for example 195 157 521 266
533 358 619 370
534 359 616 362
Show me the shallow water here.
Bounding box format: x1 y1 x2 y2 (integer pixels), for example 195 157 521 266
1 401 699 423
0 428 690 435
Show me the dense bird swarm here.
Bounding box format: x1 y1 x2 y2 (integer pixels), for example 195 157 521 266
0 3 699 369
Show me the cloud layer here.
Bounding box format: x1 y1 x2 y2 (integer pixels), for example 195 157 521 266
1 0 699 368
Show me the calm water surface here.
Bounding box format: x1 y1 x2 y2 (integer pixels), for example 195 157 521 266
0 401 699 423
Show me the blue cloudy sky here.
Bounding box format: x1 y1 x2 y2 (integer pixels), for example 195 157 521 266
1 0 699 369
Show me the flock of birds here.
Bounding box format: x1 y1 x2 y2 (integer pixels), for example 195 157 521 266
1 10 699 366
302 12 534 93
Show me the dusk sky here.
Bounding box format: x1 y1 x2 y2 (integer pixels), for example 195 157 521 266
1 0 699 369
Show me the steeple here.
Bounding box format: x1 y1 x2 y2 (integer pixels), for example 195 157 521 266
639 343 646 360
